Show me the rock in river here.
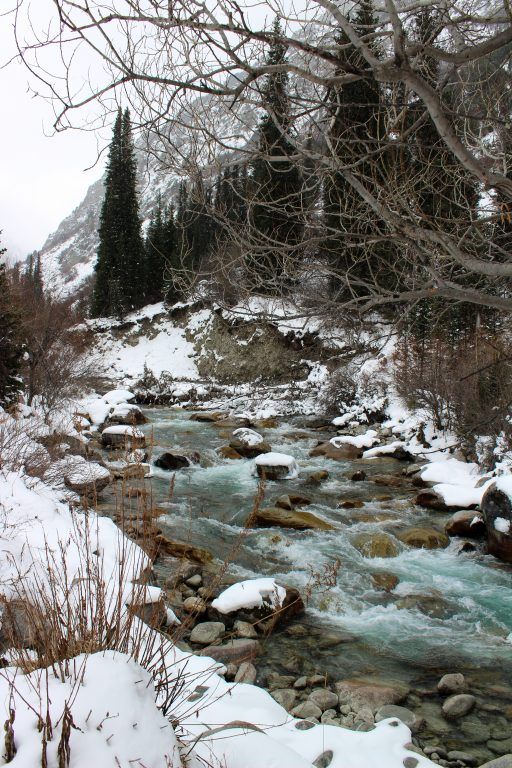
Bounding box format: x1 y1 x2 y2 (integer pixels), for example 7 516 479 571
253 452 299 480
353 532 399 558
442 693 476 720
398 527 449 550
445 510 486 539
252 507 334 531
155 452 192 470
481 478 512 563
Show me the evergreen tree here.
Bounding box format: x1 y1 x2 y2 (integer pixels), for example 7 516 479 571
0 234 23 407
249 18 303 293
144 194 167 304
91 108 145 317
322 0 393 299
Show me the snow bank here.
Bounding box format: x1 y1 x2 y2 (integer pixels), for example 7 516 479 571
211 578 286 614
363 441 405 459
420 458 480 486
0 651 181 768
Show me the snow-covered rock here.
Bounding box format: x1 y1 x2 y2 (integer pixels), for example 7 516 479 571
212 578 286 614
481 475 512 563
101 424 146 449
253 452 299 480
330 429 380 449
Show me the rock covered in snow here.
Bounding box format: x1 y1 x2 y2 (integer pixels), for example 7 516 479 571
445 510 485 539
212 578 286 615
230 428 272 458
63 457 111 496
330 430 380 450
253 452 299 480
481 476 512 563
101 424 146 449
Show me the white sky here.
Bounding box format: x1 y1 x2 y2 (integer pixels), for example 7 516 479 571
0 3 104 258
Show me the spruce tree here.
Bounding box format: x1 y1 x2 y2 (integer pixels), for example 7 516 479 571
91 108 145 317
0 235 23 407
250 18 303 293
144 194 167 304
322 0 392 299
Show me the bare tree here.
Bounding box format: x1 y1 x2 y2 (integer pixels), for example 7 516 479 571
11 0 512 315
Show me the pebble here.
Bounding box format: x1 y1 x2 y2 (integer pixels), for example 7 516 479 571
234 662 257 684
267 673 296 691
189 621 225 645
224 663 238 681
291 701 323 720
234 619 258 639
321 709 338 723
447 751 477 766
488 739 512 755
438 673 466 696
309 688 339 711
309 674 327 687
271 688 297 711
294 676 308 689
183 596 207 614
313 749 334 767
375 705 422 733
186 574 202 588
442 694 476 720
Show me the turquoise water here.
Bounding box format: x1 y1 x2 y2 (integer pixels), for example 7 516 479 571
140 408 512 688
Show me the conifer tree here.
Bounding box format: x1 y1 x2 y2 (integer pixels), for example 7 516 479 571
91 108 145 317
250 18 303 293
144 194 167 304
322 0 392 299
0 234 23 407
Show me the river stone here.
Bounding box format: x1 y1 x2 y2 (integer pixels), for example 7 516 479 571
396 593 450 619
234 662 257 684
335 679 409 712
446 752 478 767
218 445 243 460
460 715 491 743
292 701 323 720
442 693 476 719
313 750 334 768
200 639 261 664
309 442 362 460
106 405 147 425
372 573 399 592
353 532 399 558
438 673 466 695
351 470 367 482
294 676 307 689
415 490 449 511
190 411 226 422
266 673 296 690
488 740 512 756
375 705 423 734
155 452 192 470
234 620 258 639
186 574 202 588
183 596 207 614
229 438 272 459
190 621 225 645
275 495 295 510
253 507 334 531
309 689 339 711
403 759 419 768
101 427 146 450
288 493 312 506
271 688 297 711
338 499 365 509
154 535 213 564
307 470 330 485
373 474 405 488
398 527 449 550
445 510 486 539
481 482 512 563
479 756 512 767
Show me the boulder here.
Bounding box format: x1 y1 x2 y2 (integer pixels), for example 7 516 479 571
442 693 476 720
445 510 486 539
291 701 323 720
352 532 399 558
63 461 111 496
375 705 424 734
106 404 147 426
154 535 213 564
234 620 258 639
155 452 191 470
229 438 272 459
306 470 329 485
183 596 207 614
218 446 243 460
371 573 399 592
199 638 260 664
415 490 449 511
481 480 512 563
478 757 512 768
351 470 367 482
398 527 449 550
253 507 333 531
335 679 409 713
338 499 364 509
438 672 466 695
309 442 362 461
271 688 297 711
253 452 299 481
190 621 225 645
101 425 146 450
373 474 405 488
190 412 226 422
396 593 450 619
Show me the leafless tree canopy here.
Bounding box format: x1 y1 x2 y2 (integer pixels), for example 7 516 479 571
12 0 512 314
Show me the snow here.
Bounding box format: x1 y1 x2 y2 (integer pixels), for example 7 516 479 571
253 452 299 479
494 517 511 534
61 456 110 485
420 459 480 486
101 425 145 438
432 483 488 508
0 651 182 768
84 398 111 425
232 427 264 447
363 441 405 459
495 474 512 498
331 429 379 449
102 388 136 404
211 578 286 614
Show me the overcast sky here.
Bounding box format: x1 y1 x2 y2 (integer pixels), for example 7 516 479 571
0 4 104 259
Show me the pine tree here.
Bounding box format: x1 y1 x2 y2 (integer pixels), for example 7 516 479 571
0 234 23 407
249 18 303 293
91 108 145 317
144 194 167 304
322 0 393 299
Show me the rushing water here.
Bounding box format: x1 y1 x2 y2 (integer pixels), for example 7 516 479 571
139 407 512 702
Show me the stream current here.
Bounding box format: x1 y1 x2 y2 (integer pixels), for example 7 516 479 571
115 407 512 758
